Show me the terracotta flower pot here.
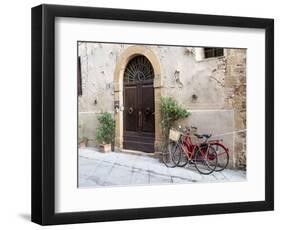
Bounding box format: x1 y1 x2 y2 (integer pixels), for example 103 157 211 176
99 144 111 153
79 138 89 148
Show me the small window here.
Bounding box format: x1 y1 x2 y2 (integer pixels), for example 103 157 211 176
204 48 224 58
77 56 82 96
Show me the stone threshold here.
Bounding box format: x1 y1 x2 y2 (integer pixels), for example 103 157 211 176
120 148 157 158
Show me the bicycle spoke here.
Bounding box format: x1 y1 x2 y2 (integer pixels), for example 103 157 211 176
162 141 181 168
194 145 217 175
211 144 229 171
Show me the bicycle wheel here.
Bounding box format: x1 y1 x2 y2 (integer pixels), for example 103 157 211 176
162 141 181 168
177 150 189 167
211 143 229 171
194 145 217 175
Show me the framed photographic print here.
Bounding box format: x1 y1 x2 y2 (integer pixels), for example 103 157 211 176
31 4 274 225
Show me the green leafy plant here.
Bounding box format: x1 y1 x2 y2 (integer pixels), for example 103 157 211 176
160 96 191 139
96 112 115 144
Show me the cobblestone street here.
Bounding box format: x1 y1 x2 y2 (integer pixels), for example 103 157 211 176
78 148 246 188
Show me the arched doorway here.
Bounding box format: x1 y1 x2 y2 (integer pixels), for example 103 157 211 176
113 45 162 153
123 55 155 152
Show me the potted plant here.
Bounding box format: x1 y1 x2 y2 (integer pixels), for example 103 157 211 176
96 112 115 153
79 136 89 148
78 123 90 148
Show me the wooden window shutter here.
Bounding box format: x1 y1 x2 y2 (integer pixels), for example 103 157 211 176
77 56 82 96
204 48 224 58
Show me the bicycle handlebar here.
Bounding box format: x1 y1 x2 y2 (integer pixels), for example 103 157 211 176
177 126 211 139
178 126 198 132
175 126 213 142
194 133 212 139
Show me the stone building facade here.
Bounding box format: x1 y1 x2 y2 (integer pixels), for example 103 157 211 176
78 42 246 169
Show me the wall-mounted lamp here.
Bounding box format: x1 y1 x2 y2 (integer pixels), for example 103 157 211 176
114 101 120 113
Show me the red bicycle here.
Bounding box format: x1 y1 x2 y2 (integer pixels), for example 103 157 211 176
171 126 229 172
162 127 218 175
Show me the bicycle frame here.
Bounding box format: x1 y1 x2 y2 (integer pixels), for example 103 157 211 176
179 133 202 161
167 128 219 174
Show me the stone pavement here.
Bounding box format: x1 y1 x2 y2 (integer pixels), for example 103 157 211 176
78 148 246 188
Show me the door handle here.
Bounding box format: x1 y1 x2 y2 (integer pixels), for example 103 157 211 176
128 107 134 114
138 111 142 128
145 107 151 115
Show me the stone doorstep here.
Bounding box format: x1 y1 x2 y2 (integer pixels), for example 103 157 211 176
119 148 160 159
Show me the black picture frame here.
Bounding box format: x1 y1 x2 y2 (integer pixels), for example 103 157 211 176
31 4 274 225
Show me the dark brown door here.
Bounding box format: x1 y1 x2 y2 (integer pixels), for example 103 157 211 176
123 55 155 152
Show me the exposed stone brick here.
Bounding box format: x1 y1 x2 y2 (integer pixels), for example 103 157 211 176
225 48 247 169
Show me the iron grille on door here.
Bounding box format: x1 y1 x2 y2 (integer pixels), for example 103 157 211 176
124 55 154 83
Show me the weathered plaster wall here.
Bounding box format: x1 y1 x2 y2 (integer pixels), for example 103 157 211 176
156 47 226 109
79 44 226 111
78 42 246 168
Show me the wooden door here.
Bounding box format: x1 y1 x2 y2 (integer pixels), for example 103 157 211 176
123 55 155 152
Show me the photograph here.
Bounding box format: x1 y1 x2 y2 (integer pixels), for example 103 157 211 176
77 42 247 188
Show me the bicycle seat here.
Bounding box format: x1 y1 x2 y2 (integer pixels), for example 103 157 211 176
194 133 212 139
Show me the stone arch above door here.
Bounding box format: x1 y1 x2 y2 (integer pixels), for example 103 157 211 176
113 45 162 152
